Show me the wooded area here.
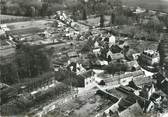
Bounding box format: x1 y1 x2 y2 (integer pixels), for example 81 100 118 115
0 44 51 85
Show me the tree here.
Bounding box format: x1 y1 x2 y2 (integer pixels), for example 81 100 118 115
94 0 108 27
0 63 19 85
15 44 51 79
65 0 89 20
93 0 122 27
107 0 122 25
143 16 164 33
81 37 94 52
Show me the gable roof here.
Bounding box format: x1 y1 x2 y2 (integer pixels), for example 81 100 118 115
104 70 145 83
118 98 136 112
107 53 124 60
133 76 153 86
119 102 143 117
127 61 139 68
67 51 78 58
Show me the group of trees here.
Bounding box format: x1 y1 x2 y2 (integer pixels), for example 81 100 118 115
1 0 138 27
1 0 64 17
62 0 124 27
0 44 51 85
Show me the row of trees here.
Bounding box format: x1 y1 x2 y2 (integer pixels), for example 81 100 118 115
0 44 51 85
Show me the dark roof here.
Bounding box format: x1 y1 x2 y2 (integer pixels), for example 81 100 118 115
107 89 128 99
110 45 122 53
118 98 136 112
160 80 168 95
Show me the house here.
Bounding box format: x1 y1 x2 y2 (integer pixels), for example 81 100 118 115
0 29 5 37
150 93 162 105
118 41 128 49
119 102 143 117
140 50 160 66
95 77 105 85
94 41 99 48
106 50 113 58
107 52 124 62
0 24 10 32
67 51 79 62
133 76 153 88
102 70 145 87
109 35 116 48
143 100 155 113
110 45 122 53
67 62 86 74
133 7 146 14
124 49 137 61
139 84 156 100
79 70 95 87
93 48 101 57
95 60 108 66
104 98 121 115
126 60 140 71
103 96 143 117
132 53 141 60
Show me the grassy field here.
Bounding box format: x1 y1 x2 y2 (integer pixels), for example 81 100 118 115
121 0 168 12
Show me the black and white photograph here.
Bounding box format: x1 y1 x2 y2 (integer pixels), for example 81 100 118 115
0 0 168 117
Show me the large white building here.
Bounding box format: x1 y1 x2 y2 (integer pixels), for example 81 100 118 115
140 50 160 66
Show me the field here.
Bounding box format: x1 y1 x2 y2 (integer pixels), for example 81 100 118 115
4 19 53 35
121 0 168 12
